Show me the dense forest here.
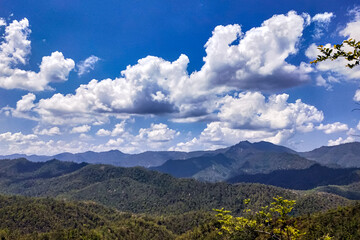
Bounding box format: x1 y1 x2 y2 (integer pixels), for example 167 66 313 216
0 194 360 239
0 158 351 215
0 143 360 239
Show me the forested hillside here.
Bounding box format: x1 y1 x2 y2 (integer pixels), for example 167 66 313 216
1 194 359 240
0 158 350 215
227 164 360 190
0 194 206 239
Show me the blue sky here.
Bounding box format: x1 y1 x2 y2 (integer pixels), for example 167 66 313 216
0 0 360 155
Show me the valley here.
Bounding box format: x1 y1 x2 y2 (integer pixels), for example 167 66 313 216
1 141 360 239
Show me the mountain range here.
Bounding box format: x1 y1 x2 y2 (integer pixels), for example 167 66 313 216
1 142 360 239
152 141 316 182
0 149 224 168
300 142 360 168
2 141 360 170
2 141 360 189
0 158 350 215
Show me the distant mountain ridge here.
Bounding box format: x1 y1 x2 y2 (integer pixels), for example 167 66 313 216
0 148 227 168
0 141 301 170
227 164 360 190
152 141 315 182
300 142 360 168
1 141 360 174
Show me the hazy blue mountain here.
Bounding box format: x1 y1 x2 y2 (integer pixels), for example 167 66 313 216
152 141 315 182
227 164 360 190
52 150 128 165
0 148 227 168
2 141 359 172
115 149 226 167
0 141 315 182
0 154 51 162
300 142 360 168
59 150 225 167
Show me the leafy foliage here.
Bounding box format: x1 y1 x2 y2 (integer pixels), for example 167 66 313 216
215 196 306 240
310 39 360 68
209 199 360 240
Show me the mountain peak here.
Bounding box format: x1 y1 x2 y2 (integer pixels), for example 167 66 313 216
105 149 125 154
230 141 295 154
232 141 252 148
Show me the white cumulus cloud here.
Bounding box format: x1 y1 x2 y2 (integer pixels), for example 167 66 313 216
174 93 323 151
316 122 349 134
0 131 38 142
312 12 334 23
33 126 61 136
7 11 316 125
15 93 36 112
311 12 335 39
70 125 91 134
0 131 43 155
138 123 179 142
340 6 360 40
217 92 323 131
77 55 100 76
96 128 111 136
0 132 96 155
1 93 38 120
0 18 75 91
101 122 180 153
328 136 355 146
111 121 126 136
95 121 126 137
354 89 360 102
31 55 188 125
190 11 311 92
